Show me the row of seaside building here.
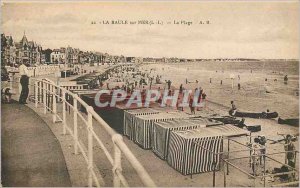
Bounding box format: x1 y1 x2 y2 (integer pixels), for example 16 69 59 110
1 33 128 67
1 32 263 67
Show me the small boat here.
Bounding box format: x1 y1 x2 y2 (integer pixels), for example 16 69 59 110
209 116 240 124
278 118 299 127
229 110 278 119
245 125 261 132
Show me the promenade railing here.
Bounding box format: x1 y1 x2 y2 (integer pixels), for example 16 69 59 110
21 78 155 187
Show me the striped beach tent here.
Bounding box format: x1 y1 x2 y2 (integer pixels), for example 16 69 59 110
152 118 223 160
167 125 249 175
133 111 194 149
167 128 223 175
123 108 160 139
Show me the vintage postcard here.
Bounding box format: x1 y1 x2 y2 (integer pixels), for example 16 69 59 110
1 0 299 187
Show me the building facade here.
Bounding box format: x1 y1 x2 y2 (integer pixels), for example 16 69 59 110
14 33 44 65
1 34 17 66
50 48 66 64
66 47 79 65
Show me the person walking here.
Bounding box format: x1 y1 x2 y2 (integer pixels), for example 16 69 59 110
19 62 29 104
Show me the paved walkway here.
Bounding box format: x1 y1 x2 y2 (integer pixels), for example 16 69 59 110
1 100 71 187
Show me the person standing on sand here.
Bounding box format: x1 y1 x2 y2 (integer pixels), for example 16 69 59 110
284 134 296 168
177 93 183 111
258 135 267 165
189 97 195 114
230 101 237 115
250 141 260 176
201 92 207 100
284 75 288 85
179 84 183 93
149 77 153 89
135 80 138 88
167 80 172 90
199 87 203 98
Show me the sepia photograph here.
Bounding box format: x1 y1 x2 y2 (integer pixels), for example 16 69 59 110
1 0 299 187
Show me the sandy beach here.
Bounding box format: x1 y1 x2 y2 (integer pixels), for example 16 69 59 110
141 61 299 118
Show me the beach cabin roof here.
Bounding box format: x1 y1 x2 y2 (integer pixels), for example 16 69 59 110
205 124 249 137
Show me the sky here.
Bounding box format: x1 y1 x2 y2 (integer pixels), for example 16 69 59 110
1 1 299 59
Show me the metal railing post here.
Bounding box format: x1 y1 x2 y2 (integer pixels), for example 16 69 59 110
87 106 94 187
73 94 78 155
43 81 47 114
47 83 50 110
112 134 123 187
62 89 67 135
223 160 227 187
52 85 57 123
38 81 41 103
35 81 38 108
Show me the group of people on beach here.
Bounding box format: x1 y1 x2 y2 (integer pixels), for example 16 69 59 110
90 64 211 111
249 133 296 178
187 87 207 114
249 135 267 176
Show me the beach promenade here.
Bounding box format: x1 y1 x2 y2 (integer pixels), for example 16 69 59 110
1 100 71 187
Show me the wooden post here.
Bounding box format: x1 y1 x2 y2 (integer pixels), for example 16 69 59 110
263 154 266 187
293 151 297 180
253 151 256 187
249 133 252 167
213 161 216 187
227 139 229 175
